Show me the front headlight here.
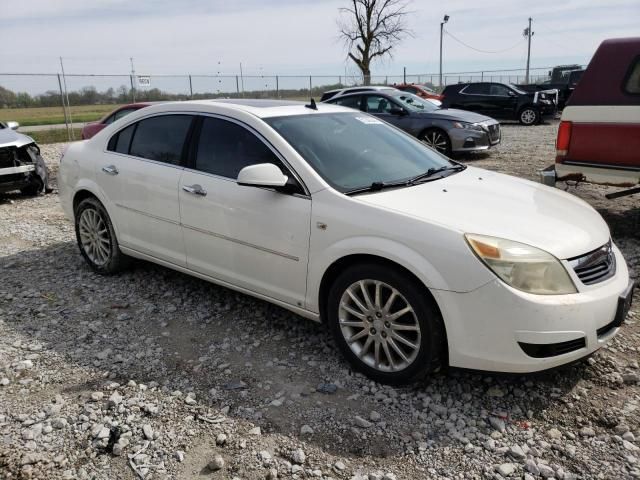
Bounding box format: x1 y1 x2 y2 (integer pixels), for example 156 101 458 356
453 122 484 131
465 234 577 295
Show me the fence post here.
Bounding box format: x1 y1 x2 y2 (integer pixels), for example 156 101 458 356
309 76 312 96
57 74 71 142
481 71 484 81
189 75 193 98
276 76 279 98
130 75 136 102
236 76 240 96
339 75 342 86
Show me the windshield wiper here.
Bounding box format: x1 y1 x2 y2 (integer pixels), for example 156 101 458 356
344 163 467 196
408 163 466 184
344 180 410 196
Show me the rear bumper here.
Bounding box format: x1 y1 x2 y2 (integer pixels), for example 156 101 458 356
434 244 631 373
539 162 640 187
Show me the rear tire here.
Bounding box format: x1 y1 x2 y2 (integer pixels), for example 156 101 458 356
419 128 452 157
74 197 129 275
519 107 540 126
327 263 445 384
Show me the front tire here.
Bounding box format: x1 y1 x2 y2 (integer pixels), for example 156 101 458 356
519 107 540 126
20 178 43 196
74 197 129 274
327 263 445 384
419 129 452 157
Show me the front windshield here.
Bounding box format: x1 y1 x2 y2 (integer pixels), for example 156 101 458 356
509 84 527 94
265 112 451 193
390 91 439 112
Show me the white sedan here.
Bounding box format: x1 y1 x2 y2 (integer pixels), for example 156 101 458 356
58 99 634 384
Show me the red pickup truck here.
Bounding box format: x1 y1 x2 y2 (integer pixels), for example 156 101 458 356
540 37 640 199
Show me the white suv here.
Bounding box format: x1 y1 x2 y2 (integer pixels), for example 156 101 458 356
59 99 633 384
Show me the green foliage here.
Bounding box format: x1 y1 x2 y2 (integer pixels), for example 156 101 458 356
0 82 348 110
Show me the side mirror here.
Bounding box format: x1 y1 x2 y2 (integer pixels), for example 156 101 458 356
7 121 19 130
390 107 407 116
508 91 517 97
237 163 288 189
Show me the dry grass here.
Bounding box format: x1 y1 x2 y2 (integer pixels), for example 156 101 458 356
0 104 124 127
26 128 83 145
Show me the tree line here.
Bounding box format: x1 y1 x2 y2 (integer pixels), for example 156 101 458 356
0 83 350 109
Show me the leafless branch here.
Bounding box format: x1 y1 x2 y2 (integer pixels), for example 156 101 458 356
338 0 413 83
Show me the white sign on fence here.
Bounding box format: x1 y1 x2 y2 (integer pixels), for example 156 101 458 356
137 76 151 87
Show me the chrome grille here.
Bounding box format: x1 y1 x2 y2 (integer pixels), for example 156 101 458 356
568 242 616 285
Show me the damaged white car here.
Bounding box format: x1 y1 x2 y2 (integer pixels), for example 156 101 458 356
0 121 51 195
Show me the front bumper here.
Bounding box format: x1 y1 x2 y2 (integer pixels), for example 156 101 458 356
433 243 631 373
450 122 501 153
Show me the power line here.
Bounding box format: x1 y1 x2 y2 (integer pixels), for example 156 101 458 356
443 28 526 54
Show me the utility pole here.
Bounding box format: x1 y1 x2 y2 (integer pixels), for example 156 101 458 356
524 18 534 84
439 14 450 90
130 57 137 102
59 57 74 140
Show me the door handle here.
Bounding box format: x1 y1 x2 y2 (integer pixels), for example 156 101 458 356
101 165 119 175
182 184 207 196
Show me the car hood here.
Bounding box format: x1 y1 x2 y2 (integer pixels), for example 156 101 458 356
0 128 35 148
355 166 609 259
418 108 495 123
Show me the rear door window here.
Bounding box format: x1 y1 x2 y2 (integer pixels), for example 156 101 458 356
462 84 490 95
129 115 194 165
333 95 362 110
114 124 135 154
624 58 640 94
489 84 512 96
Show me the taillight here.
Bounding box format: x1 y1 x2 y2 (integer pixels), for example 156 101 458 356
556 121 572 159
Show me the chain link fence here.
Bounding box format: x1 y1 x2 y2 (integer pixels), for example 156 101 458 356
0 66 576 140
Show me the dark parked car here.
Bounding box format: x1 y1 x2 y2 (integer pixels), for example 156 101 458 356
324 90 500 156
441 82 557 126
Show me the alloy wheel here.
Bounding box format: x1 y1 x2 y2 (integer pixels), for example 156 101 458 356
78 208 111 266
520 109 537 125
421 131 449 154
338 279 421 372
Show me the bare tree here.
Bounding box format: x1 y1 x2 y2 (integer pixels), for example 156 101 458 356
338 0 412 85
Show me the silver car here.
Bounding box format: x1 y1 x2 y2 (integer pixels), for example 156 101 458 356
0 121 51 195
324 90 500 157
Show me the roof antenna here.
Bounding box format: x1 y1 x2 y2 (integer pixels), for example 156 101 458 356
305 98 317 110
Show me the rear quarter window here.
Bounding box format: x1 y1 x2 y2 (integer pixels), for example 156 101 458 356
624 57 640 94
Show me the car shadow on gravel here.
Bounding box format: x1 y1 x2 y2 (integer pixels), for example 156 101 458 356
2 241 597 459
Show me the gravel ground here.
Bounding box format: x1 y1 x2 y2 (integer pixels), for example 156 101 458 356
0 121 639 480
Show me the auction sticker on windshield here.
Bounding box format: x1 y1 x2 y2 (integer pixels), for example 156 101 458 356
355 116 383 124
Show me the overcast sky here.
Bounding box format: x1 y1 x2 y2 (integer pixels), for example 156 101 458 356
1 0 638 83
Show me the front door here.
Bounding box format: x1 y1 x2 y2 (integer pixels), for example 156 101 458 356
179 116 312 307
488 84 519 118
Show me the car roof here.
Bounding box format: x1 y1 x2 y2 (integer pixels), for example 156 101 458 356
130 98 354 119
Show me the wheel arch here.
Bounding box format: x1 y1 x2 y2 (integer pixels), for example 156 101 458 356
318 253 449 365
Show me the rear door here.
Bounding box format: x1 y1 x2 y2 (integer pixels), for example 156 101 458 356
457 83 492 115
101 114 194 266
179 115 312 307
